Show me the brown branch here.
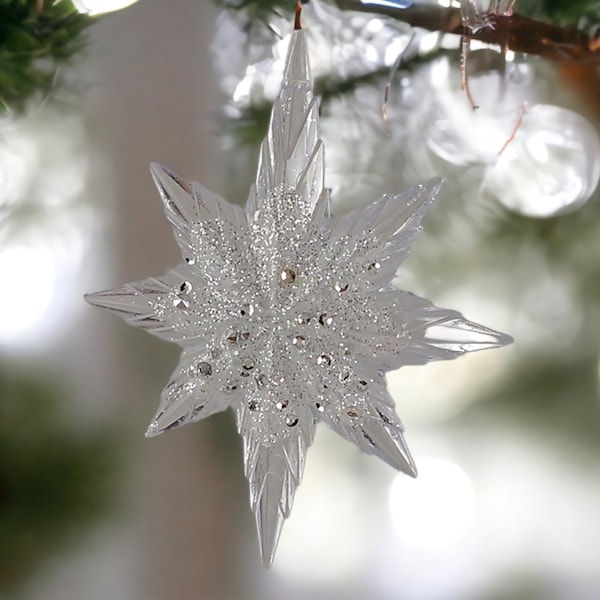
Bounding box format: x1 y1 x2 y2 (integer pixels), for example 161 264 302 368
294 0 302 30
333 0 600 63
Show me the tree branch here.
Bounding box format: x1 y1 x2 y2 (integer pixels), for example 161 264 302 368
333 1 600 63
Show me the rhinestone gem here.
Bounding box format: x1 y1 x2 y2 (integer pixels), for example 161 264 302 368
240 303 254 317
285 415 299 427
226 330 239 344
173 281 193 309
241 357 255 376
292 335 306 348
318 313 333 327
197 361 212 376
279 267 297 284
339 370 350 382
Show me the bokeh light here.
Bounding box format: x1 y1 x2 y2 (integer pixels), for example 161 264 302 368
0 245 56 343
72 0 139 15
389 457 475 549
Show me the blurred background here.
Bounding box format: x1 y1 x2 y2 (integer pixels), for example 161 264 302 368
1 0 600 599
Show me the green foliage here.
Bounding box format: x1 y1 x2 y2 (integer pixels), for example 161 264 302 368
0 0 93 113
0 366 118 592
517 0 600 25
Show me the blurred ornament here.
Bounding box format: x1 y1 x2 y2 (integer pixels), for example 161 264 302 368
0 108 94 349
482 104 600 217
426 52 537 167
86 11 510 566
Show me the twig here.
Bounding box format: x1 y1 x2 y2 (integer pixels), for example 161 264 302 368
497 102 527 157
460 36 479 110
382 30 416 123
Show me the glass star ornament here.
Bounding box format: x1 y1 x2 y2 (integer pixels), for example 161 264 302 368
85 20 511 567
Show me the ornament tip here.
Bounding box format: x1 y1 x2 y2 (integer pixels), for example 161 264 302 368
83 290 106 308
145 422 160 438
256 499 285 568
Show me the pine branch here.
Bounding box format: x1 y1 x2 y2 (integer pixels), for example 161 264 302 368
0 0 93 114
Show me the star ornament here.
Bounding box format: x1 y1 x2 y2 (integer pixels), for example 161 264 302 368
86 21 511 566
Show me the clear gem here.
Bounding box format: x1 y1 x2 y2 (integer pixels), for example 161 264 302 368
317 354 331 366
285 415 299 427
173 281 193 309
292 335 306 348
242 357 255 369
319 313 333 327
240 303 255 317
226 329 239 344
279 267 297 284
197 361 212 376
335 282 349 292
315 403 325 413
276 399 289 410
